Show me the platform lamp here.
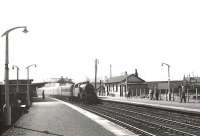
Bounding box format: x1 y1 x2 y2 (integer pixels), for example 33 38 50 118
1 26 28 126
161 62 171 101
26 64 36 107
12 65 20 107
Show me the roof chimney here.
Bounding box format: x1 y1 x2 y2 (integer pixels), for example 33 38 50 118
135 69 138 77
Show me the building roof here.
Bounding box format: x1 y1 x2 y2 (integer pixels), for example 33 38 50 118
106 74 145 83
183 76 200 87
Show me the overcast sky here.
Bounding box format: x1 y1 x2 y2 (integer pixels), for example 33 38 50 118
0 0 200 83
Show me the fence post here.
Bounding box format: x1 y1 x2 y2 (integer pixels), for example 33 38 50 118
179 88 181 102
159 89 161 100
60 87 62 96
196 88 198 102
187 88 189 102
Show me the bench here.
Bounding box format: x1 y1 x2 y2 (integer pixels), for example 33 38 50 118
20 104 28 114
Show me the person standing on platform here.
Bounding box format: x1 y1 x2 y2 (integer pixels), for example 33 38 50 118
181 86 186 103
149 89 153 100
126 88 130 98
42 90 45 99
155 87 159 100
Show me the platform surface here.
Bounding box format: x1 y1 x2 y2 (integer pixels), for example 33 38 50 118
2 97 137 136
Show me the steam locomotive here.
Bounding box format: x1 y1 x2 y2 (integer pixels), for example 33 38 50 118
38 81 99 104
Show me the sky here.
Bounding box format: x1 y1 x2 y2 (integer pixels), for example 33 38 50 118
0 0 200 83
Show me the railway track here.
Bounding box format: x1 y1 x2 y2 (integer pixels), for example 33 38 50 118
106 101 200 126
102 100 200 127
52 96 200 136
79 104 200 136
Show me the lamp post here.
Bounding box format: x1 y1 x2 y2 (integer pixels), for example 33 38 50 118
12 65 19 93
161 62 171 101
1 26 28 126
26 64 36 107
12 65 20 107
94 59 99 91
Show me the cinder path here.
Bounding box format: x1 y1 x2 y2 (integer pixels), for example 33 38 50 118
2 97 116 136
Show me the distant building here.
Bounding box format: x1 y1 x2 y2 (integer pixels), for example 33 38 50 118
57 76 74 85
183 76 200 86
182 76 200 94
42 76 74 88
104 69 147 97
44 76 74 85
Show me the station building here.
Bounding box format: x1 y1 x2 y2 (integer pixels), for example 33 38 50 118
104 70 148 97
0 79 34 106
0 79 37 124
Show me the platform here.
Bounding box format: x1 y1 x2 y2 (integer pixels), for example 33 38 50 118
99 96 200 115
2 97 137 136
